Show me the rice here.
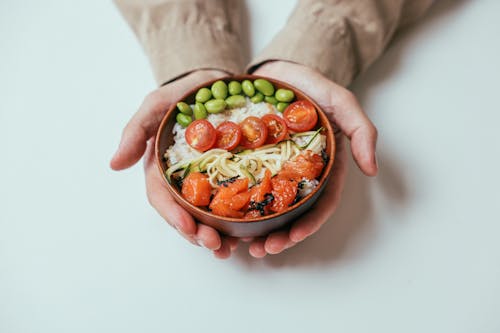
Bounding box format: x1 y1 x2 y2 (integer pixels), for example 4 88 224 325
166 98 283 166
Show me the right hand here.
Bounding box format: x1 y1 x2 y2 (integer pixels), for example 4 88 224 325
110 70 239 259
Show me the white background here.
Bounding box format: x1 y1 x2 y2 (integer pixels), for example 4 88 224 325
1 1 499 332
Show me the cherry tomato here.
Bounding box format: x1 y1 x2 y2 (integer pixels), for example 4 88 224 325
185 119 216 152
262 114 288 144
239 116 268 149
283 100 318 132
215 121 242 151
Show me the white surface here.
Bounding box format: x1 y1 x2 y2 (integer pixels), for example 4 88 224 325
1 1 499 332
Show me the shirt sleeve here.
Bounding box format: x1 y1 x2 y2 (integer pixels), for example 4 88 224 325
114 0 245 86
247 0 435 87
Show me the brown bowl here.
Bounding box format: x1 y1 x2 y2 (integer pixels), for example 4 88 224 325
155 75 335 237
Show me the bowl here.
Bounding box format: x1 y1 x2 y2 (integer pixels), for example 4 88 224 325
155 75 335 237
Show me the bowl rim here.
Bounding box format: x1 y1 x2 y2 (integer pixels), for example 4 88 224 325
155 74 335 224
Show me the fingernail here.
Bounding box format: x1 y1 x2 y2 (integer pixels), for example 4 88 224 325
195 237 205 248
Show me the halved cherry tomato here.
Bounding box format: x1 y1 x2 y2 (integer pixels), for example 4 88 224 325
278 151 324 181
185 119 216 152
181 172 212 207
283 100 318 132
215 121 242 151
262 114 288 144
209 178 250 218
239 116 268 149
269 176 298 213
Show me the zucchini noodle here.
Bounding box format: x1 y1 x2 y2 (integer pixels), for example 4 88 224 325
165 129 326 188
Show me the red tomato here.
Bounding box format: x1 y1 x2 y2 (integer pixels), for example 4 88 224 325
185 119 216 152
239 116 268 149
181 172 212 207
262 114 288 144
283 100 318 132
215 121 242 151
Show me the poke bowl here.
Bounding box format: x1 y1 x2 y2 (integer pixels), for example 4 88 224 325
155 75 335 237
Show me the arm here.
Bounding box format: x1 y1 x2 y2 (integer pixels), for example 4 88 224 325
114 0 244 85
248 0 434 86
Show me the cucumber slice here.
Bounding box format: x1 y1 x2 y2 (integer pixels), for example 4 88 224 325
239 164 256 185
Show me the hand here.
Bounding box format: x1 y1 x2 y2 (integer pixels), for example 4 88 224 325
246 61 378 258
110 70 238 259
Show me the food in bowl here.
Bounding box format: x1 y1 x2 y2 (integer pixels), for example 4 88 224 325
163 78 329 219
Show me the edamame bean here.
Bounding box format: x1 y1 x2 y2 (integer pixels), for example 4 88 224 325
242 80 255 97
264 96 278 105
250 92 264 103
254 79 275 96
277 102 289 113
176 113 192 127
211 80 228 99
275 89 295 102
195 87 212 103
205 99 227 113
225 95 246 108
228 81 242 95
193 102 208 119
176 102 193 115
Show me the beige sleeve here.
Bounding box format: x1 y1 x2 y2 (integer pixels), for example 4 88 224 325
247 0 434 86
114 0 244 86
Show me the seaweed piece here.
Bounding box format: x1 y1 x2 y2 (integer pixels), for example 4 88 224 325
248 193 274 216
321 148 329 164
173 176 184 191
297 180 306 189
217 176 239 187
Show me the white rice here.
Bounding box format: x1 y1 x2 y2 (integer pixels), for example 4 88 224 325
298 179 320 197
166 98 283 166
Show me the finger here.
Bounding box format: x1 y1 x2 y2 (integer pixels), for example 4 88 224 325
324 91 378 177
195 224 222 250
264 231 295 255
213 237 231 259
249 238 267 258
289 135 348 242
143 141 197 238
226 236 239 252
110 71 226 171
110 90 170 171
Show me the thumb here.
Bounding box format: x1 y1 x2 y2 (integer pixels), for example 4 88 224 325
110 91 170 170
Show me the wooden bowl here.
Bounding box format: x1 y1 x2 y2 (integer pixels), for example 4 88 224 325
155 75 335 237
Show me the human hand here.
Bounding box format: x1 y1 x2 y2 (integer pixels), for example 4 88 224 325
246 61 378 258
110 70 238 259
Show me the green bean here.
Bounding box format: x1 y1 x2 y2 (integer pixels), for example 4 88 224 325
242 80 255 97
277 102 289 112
254 79 275 96
228 81 242 95
176 113 192 127
211 80 228 99
176 102 193 115
225 95 246 108
275 89 295 102
195 87 212 103
250 92 264 103
264 96 278 105
193 102 208 119
205 99 227 113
